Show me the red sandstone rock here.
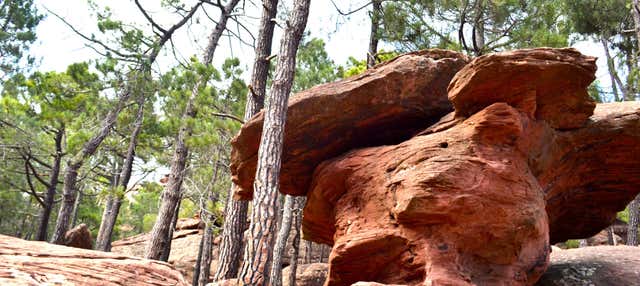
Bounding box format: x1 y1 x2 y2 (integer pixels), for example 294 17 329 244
230 50 469 199
63 223 93 250
448 48 597 129
300 49 639 285
0 234 187 285
229 48 640 286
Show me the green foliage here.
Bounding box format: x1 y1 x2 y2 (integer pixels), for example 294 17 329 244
0 0 43 78
343 51 399 77
380 0 570 54
564 239 580 249
293 37 343 92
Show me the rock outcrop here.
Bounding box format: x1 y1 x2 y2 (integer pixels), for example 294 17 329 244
282 263 328 286
230 48 640 285
231 50 470 199
536 246 640 286
0 234 187 285
112 218 215 283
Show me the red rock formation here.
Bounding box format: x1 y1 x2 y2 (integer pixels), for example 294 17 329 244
231 50 469 199
0 234 187 285
230 48 640 285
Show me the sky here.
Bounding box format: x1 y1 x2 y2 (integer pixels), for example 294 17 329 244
30 0 612 185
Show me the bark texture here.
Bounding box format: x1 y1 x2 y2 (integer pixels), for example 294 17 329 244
145 0 237 260
270 195 295 286
628 194 640 246
287 197 306 286
238 0 311 284
214 0 279 280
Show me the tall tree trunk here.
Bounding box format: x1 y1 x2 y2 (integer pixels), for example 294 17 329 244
600 36 626 102
214 0 279 280
270 195 295 286
145 0 238 261
628 194 640 246
196 150 223 286
606 226 616 245
50 86 132 244
238 0 310 284
472 0 485 56
35 127 64 241
160 196 182 262
366 0 382 69
287 197 305 286
96 92 146 252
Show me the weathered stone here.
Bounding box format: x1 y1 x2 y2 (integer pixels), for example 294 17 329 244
112 228 217 282
282 263 328 286
448 48 596 129
230 50 469 199
299 49 640 285
0 234 187 285
536 246 640 286
63 223 92 250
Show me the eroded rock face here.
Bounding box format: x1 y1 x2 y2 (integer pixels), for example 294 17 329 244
230 48 640 285
0 234 187 285
300 49 640 285
230 50 469 199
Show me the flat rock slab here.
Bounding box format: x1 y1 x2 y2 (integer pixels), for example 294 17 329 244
230 50 469 199
536 246 640 286
0 234 187 286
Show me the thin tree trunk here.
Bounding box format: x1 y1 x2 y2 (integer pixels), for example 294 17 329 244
303 240 312 264
50 86 132 244
214 0 279 281
196 150 223 286
319 245 326 263
366 0 381 69
472 0 485 56
608 226 617 245
270 195 295 286
627 194 640 246
632 0 640 53
238 0 311 284
193 226 206 286
96 92 146 251
145 0 238 261
287 197 305 286
35 128 64 241
70 190 82 229
600 36 626 102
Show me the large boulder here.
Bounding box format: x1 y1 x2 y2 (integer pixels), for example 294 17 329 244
536 246 640 286
230 48 640 285
230 50 469 199
0 234 187 285
63 223 93 250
